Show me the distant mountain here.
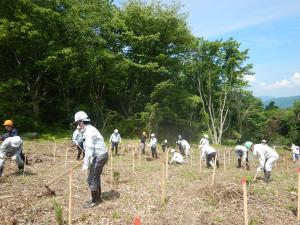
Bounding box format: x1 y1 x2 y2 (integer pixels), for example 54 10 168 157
260 95 300 108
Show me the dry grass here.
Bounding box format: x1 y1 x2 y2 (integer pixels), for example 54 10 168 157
0 140 298 224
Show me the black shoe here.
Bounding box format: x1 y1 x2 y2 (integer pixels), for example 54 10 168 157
264 171 271 183
83 191 101 208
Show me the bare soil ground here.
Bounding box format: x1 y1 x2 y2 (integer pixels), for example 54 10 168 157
0 139 298 224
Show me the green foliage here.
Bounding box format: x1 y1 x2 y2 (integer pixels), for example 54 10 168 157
53 200 64 225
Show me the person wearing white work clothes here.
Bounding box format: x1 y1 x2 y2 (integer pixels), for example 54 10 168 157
199 134 209 149
291 144 299 162
246 142 279 182
201 145 219 168
72 125 85 160
109 129 121 155
178 139 190 162
169 149 184 164
0 136 24 177
235 144 249 170
74 111 108 208
150 133 158 159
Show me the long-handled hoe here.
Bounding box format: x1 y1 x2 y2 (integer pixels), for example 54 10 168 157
44 161 83 195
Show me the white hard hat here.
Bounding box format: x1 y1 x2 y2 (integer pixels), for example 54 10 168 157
171 149 176 153
261 139 267 144
164 139 167 143
114 129 118 133
151 133 155 137
74 111 90 122
10 136 23 147
203 134 209 139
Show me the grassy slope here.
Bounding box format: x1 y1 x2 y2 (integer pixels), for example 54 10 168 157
0 139 298 225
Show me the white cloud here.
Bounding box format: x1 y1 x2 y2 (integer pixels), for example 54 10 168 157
291 72 300 87
259 72 300 90
244 75 256 82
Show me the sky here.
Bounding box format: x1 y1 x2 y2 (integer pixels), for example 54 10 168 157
116 0 300 97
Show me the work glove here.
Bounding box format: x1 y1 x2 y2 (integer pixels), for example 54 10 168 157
256 167 261 172
82 165 88 171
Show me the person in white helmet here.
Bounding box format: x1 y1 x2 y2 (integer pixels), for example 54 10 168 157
178 139 190 162
169 149 184 164
235 144 249 170
176 134 184 155
246 141 279 182
161 139 168 152
199 134 209 148
261 140 267 145
0 136 24 177
291 144 299 162
201 145 219 168
109 129 121 155
73 111 108 208
72 125 85 160
150 133 158 159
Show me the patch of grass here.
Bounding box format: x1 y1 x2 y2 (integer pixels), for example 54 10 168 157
112 211 121 220
53 200 64 225
180 170 199 181
249 218 262 225
287 185 297 192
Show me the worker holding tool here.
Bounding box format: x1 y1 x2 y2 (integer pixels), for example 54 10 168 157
176 135 185 155
0 136 24 177
150 133 158 159
74 111 108 208
169 149 184 164
201 145 219 168
72 125 85 160
139 131 147 154
245 141 279 183
1 120 26 163
199 134 209 148
109 129 121 155
177 139 190 162
235 144 249 170
161 139 168 152
291 144 299 162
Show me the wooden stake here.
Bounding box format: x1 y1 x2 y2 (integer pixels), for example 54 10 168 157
161 158 165 203
199 150 202 174
297 168 300 221
242 177 249 225
165 149 169 179
132 149 135 172
110 150 113 189
228 149 231 165
211 153 218 186
68 169 73 225
64 147 69 169
139 148 141 166
53 143 56 162
223 151 226 172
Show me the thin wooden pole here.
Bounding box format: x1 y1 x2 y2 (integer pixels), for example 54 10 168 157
110 150 113 189
139 147 141 166
64 147 69 169
223 151 226 172
68 169 73 225
199 149 202 174
190 150 193 167
161 158 165 203
297 168 300 221
228 149 231 166
53 143 56 163
211 153 218 186
132 149 135 172
165 149 169 179
242 177 249 225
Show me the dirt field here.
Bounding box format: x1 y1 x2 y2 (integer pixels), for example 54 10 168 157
0 139 298 225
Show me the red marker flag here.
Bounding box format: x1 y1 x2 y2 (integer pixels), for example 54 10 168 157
134 216 141 225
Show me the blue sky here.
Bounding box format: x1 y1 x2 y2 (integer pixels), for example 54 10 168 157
115 0 300 97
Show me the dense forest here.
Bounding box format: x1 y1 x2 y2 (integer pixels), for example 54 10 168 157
0 0 299 144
